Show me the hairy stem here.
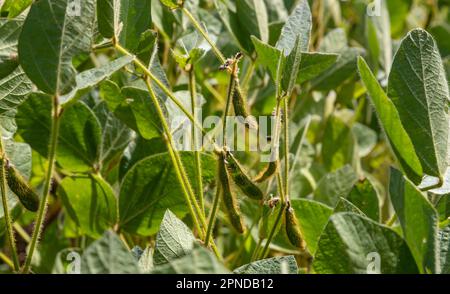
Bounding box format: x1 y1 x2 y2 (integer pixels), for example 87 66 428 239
205 184 221 247
188 68 205 214
0 136 20 271
283 98 290 201
22 95 61 273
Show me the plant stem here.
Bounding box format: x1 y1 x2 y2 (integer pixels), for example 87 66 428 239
0 252 14 269
205 184 221 247
283 98 290 201
182 7 226 64
188 68 205 214
22 95 61 273
222 62 238 146
0 136 19 271
14 223 31 243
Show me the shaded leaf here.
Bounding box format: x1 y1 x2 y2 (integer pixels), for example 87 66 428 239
234 256 298 274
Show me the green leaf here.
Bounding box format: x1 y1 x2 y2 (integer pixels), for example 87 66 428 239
313 212 419 274
251 36 282 79
137 247 154 273
290 199 333 255
96 0 117 38
357 57 423 183
0 18 23 79
439 225 450 273
297 52 338 84
93 101 132 167
0 66 33 115
153 210 195 265
234 256 298 274
119 152 217 236
17 95 102 172
276 0 311 54
348 178 380 221
18 0 96 95
314 165 358 206
59 56 133 104
1 0 32 18
59 174 117 238
352 123 377 157
281 36 302 96
334 197 367 217
81 231 140 274
389 167 440 273
159 0 183 10
388 29 449 179
321 115 355 172
52 248 82 274
152 244 229 274
236 0 269 44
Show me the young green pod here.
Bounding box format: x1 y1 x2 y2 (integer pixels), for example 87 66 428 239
224 151 263 200
6 164 39 212
254 160 278 183
218 152 246 234
285 203 306 250
232 81 258 129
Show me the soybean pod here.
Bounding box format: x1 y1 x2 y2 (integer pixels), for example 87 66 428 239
5 163 39 212
285 202 306 250
218 152 246 234
254 160 278 183
224 151 263 201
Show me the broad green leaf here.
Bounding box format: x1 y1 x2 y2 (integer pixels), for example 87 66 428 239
439 225 450 273
0 66 32 115
290 199 333 255
59 174 117 238
1 0 32 18
18 0 96 95
0 18 23 79
96 0 118 38
17 95 102 172
94 101 132 167
234 256 298 274
119 152 216 236
321 115 355 172
334 197 367 217
0 110 16 139
297 52 338 84
136 247 154 273
358 57 423 183
313 212 419 274
153 210 195 265
388 29 449 179
389 168 440 273
152 244 229 274
81 231 140 274
348 178 380 221
236 0 269 44
251 36 282 79
352 123 377 157
59 56 133 104
314 165 358 206
281 36 302 96
276 0 311 54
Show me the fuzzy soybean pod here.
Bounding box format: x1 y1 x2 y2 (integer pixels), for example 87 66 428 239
285 203 306 250
254 160 279 183
232 80 258 129
5 164 39 212
218 153 246 234
224 152 263 201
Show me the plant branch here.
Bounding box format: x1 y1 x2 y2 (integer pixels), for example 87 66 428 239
22 95 61 273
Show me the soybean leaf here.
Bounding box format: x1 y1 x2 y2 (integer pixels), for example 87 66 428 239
321 115 356 172
18 0 96 95
0 17 23 79
58 174 117 238
137 247 154 273
389 167 440 274
236 0 268 45
81 231 140 274
276 0 311 54
152 244 229 274
153 210 195 265
334 197 367 217
0 66 32 115
281 36 302 96
290 199 333 255
159 0 183 10
234 256 298 274
119 152 216 236
358 57 423 184
52 248 82 274
388 29 449 179
348 178 380 221
352 123 377 157
1 0 32 18
59 56 133 105
17 95 102 172
439 225 450 274
297 52 338 84
314 165 358 207
313 212 419 274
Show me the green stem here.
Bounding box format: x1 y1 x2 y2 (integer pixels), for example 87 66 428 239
0 136 19 271
182 7 226 64
0 252 14 269
205 184 221 247
22 95 61 273
283 98 290 201
222 62 237 147
188 68 204 214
